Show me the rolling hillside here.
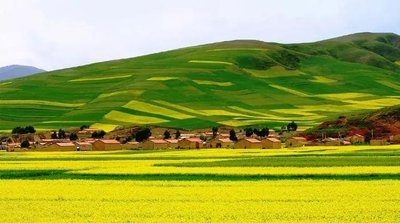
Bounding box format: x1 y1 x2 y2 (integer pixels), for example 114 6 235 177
1 32 400 132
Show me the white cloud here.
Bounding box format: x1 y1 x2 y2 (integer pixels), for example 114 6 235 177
0 0 399 70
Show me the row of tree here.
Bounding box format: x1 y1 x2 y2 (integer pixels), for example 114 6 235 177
11 126 36 134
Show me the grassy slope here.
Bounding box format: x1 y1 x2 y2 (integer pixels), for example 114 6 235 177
1 33 400 131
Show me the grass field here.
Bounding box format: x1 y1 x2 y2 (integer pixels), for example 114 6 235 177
0 145 400 222
0 33 400 131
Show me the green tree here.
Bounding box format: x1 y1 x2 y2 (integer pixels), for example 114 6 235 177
175 130 181 139
135 128 151 142
58 129 66 139
12 126 25 134
51 131 58 139
21 140 30 148
25 126 36 134
229 129 238 141
69 132 78 141
212 127 218 138
92 130 106 139
163 130 171 139
80 125 89 131
287 121 298 132
244 128 253 137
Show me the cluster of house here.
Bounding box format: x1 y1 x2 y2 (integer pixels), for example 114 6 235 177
1 127 392 152
2 136 286 152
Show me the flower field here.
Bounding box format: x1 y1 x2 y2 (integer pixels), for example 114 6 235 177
1 146 400 222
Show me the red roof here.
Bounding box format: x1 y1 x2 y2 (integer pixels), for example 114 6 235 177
150 139 167 144
76 142 91 146
245 138 261 143
218 138 233 143
166 139 179 144
99 139 120 144
292 137 307 141
265 138 281 143
186 138 203 142
56 143 76 147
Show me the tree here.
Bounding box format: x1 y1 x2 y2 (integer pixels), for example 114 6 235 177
244 128 253 137
212 127 218 138
11 126 36 134
21 140 30 148
58 129 66 139
25 126 36 134
80 125 89 131
163 130 171 139
287 121 298 132
69 132 78 141
12 126 25 134
229 129 238 141
135 128 151 142
175 130 181 139
92 130 106 139
259 128 270 137
51 131 58 139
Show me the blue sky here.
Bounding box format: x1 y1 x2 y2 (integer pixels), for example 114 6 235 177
1 0 399 70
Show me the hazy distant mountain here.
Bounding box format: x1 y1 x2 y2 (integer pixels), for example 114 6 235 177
0 65 46 80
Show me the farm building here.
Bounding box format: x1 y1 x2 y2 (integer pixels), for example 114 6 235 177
370 139 388 146
75 142 92 151
92 139 122 151
234 138 262 149
285 137 307 148
42 142 77 151
322 137 341 146
122 141 140 150
347 134 365 144
262 138 282 149
165 139 179 149
142 139 168 149
209 138 233 148
179 138 204 149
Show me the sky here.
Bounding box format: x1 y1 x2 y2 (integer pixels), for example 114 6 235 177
1 0 399 71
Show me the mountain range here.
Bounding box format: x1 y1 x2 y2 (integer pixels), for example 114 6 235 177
0 65 45 81
0 32 399 132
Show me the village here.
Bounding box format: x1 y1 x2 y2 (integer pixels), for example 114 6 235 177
0 124 392 152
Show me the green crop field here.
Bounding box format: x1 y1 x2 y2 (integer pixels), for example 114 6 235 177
0 146 400 222
0 32 400 132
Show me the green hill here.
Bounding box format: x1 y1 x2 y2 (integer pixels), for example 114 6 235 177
1 32 400 132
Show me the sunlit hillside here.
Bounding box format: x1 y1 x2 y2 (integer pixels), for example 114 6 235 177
1 32 400 132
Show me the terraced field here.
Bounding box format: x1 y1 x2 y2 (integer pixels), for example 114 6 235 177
0 146 399 222
0 32 400 132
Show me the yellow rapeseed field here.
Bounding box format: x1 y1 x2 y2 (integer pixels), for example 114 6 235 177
1 180 399 222
1 146 399 222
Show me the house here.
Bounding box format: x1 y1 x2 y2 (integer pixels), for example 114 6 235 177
348 134 365 144
122 141 140 150
42 142 77 151
209 138 233 148
322 137 341 146
165 139 179 149
370 139 388 146
234 138 262 149
142 139 168 149
179 138 204 149
92 139 122 151
75 142 92 151
285 137 307 148
262 138 282 149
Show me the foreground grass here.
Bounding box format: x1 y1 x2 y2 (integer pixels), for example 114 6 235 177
0 146 400 222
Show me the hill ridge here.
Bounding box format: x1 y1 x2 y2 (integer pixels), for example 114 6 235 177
1 32 400 132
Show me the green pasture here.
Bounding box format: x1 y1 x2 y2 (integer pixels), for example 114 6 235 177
1 33 400 131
